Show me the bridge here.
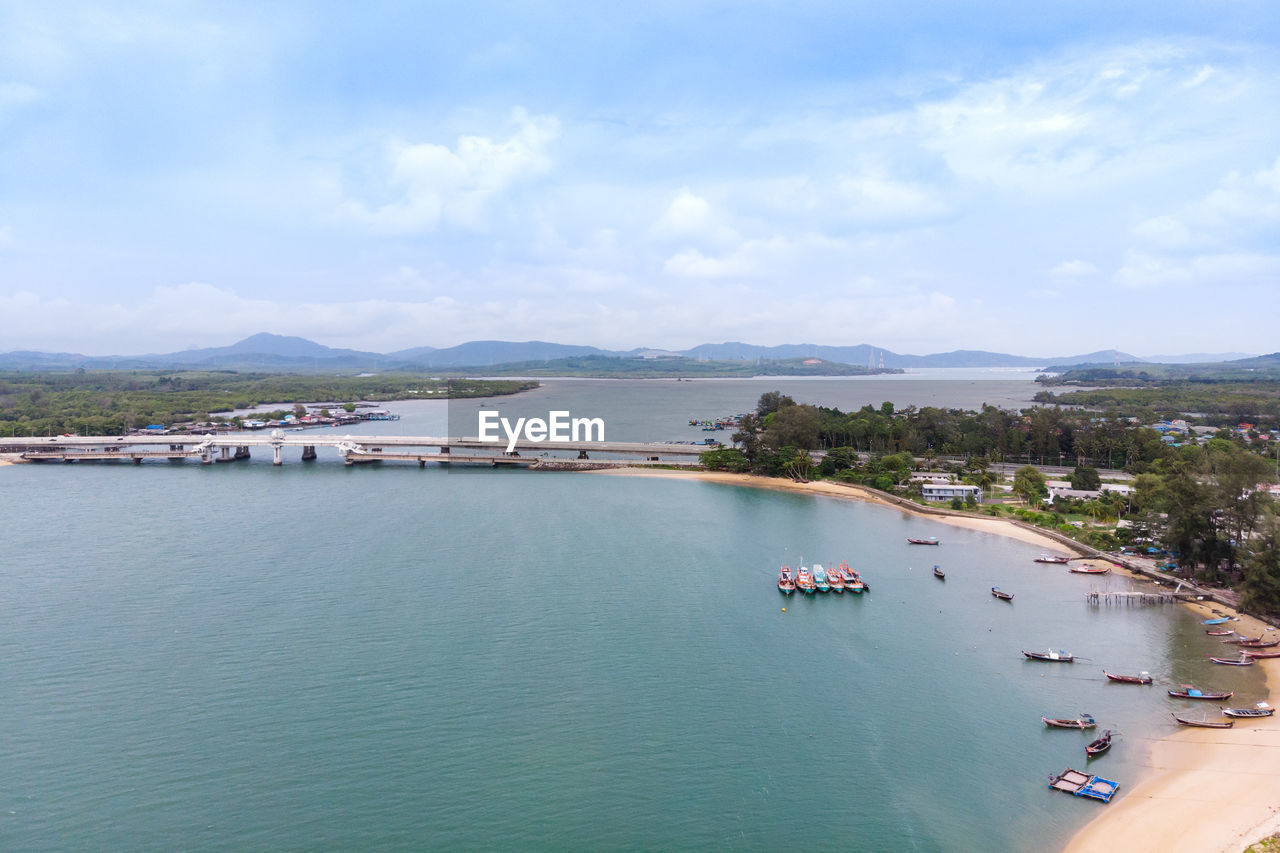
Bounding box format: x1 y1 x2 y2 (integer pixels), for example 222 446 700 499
0 432 713 469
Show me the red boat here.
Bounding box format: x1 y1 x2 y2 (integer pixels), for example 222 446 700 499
778 565 795 595
1243 649 1280 659
1224 637 1279 648
1169 685 1232 700
1103 670 1152 685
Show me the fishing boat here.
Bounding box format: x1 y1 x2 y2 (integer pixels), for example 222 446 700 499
907 537 939 545
1085 730 1113 757
1035 554 1070 564
826 565 845 593
1243 649 1280 659
1209 655 1254 666
838 561 866 594
1043 713 1096 729
812 564 831 593
1025 649 1074 662
795 566 816 594
1168 685 1233 700
933 565 945 580
1224 637 1279 648
991 586 1014 601
1221 703 1274 718
1206 630 1235 636
1172 713 1233 729
1069 565 1111 575
1103 670 1152 684
778 565 795 595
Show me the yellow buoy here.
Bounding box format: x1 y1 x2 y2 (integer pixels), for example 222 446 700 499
781 607 786 612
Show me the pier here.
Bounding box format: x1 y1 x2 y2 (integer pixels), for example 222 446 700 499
0 433 708 469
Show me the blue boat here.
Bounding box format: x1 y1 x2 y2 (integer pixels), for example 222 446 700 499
1049 767 1118 803
1203 617 1231 625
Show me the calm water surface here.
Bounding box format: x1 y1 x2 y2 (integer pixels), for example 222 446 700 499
1 376 1260 851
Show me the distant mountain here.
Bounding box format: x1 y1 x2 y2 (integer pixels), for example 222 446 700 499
682 342 1140 369
0 333 1241 373
1142 352 1256 364
391 340 620 367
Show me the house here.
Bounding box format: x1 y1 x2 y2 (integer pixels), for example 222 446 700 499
921 483 982 504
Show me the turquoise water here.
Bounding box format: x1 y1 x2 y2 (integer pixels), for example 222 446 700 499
0 458 1264 851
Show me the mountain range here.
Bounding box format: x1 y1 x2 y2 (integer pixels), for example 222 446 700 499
0 333 1258 372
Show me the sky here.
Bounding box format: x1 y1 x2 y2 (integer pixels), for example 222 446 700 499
1 1 1278 357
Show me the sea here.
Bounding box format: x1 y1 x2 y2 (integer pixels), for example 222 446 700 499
1 371 1263 851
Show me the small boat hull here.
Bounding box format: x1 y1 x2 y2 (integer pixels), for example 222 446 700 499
1172 713 1233 729
1025 650 1074 662
907 538 939 545
1103 671 1151 684
1085 730 1113 757
1043 715 1097 729
1169 688 1233 700
1209 656 1254 666
1221 705 1274 718
991 587 1014 601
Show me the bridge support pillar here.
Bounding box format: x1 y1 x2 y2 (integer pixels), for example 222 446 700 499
272 445 283 466
301 445 316 461
235 446 250 460
133 456 142 465
419 459 426 468
344 453 354 466
202 448 213 464
577 450 589 459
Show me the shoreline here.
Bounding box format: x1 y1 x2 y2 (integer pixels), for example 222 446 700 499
594 466 1280 853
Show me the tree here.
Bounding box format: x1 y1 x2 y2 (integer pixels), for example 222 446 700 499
699 447 749 472
343 402 356 413
763 404 822 451
1240 512 1280 618
756 391 795 419
1070 465 1101 491
731 413 764 462
1012 465 1047 505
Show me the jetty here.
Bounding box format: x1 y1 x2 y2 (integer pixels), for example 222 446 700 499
0 433 708 468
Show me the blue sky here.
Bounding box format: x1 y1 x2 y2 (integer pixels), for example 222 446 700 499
1 1 1278 356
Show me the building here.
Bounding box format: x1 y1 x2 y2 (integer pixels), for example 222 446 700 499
921 483 982 504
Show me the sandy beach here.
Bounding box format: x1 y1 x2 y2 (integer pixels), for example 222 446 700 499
596 466 1280 853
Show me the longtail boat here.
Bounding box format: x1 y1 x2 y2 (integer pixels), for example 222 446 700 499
1206 630 1235 636
933 565 945 580
907 537 939 545
1203 617 1232 625
1024 649 1073 662
1169 685 1232 700
1209 655 1254 666
1069 565 1111 575
991 586 1014 601
1224 637 1279 648
1172 713 1233 729
1043 713 1096 729
1085 730 1113 757
1103 670 1151 684
1035 554 1070 564
1220 703 1274 718
1243 649 1280 659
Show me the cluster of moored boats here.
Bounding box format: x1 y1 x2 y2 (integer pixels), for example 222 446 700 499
778 561 869 595
1028 623 1277 748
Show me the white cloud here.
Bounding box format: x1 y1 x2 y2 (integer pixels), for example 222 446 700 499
1049 259 1098 277
836 174 948 222
651 188 737 244
340 111 560 232
0 224 13 249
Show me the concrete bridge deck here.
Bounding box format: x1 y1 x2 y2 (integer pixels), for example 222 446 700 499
0 433 714 467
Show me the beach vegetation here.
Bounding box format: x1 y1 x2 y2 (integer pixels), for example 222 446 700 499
1012 465 1048 504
